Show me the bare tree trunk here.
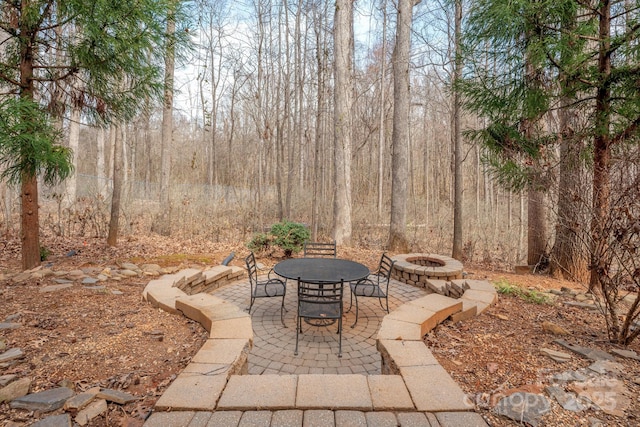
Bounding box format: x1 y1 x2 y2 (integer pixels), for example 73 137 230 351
377 0 388 220
527 189 547 267
312 3 327 239
66 99 81 205
333 0 354 245
97 126 106 197
19 17 40 270
107 124 123 246
550 102 588 281
590 0 612 292
152 7 176 236
387 0 414 252
451 0 463 260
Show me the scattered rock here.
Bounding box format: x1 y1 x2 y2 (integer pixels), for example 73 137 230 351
52 278 73 285
120 262 140 271
611 348 640 361
494 392 551 427
588 360 623 374
81 277 99 285
551 371 588 383
9 386 74 412
0 374 17 387
0 377 31 403
569 376 630 417
5 313 21 322
545 385 587 412
119 269 138 277
75 399 108 426
540 348 571 363
11 272 32 283
58 379 75 390
39 284 73 293
0 348 24 363
0 323 21 330
564 301 598 310
542 321 570 336
96 388 137 404
588 417 604 427
67 270 86 278
31 414 72 427
554 339 615 361
63 392 96 411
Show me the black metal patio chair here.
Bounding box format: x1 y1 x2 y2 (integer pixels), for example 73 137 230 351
295 278 344 357
245 252 287 327
303 240 337 258
347 253 396 327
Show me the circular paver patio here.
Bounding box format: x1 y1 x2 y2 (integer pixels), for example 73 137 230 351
210 277 428 375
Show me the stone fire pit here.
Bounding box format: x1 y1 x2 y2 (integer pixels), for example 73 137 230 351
390 253 464 287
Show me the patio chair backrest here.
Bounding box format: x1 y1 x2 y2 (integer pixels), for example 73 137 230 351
303 241 337 258
245 252 259 285
377 253 395 283
297 279 344 305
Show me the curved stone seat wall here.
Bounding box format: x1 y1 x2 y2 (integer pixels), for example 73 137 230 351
142 260 497 424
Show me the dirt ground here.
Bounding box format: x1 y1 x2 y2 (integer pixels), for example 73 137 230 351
1 234 639 426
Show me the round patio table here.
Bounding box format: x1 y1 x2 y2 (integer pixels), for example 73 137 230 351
273 258 370 283
274 258 370 327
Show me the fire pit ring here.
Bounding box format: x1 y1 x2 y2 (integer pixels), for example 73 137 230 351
390 253 463 288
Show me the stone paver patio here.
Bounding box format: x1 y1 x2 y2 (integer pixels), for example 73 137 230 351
142 262 496 426
211 277 427 375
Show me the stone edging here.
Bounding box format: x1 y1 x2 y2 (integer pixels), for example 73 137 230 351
142 260 497 420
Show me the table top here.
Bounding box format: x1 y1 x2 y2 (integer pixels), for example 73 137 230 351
273 258 370 283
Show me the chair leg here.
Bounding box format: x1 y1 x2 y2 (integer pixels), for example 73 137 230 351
248 295 255 314
280 295 287 328
294 315 300 356
337 317 342 358
350 295 359 328
378 295 387 311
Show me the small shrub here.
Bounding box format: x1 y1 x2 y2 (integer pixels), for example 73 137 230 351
270 220 310 257
247 232 272 253
495 279 550 305
40 245 51 261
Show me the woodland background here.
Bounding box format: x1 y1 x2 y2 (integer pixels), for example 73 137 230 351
1 0 529 269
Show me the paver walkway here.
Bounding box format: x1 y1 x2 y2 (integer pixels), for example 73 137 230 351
211 278 428 375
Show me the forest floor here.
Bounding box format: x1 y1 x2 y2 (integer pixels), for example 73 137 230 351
1 232 639 426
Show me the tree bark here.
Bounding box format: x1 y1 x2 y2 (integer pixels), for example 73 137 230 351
550 103 588 281
377 0 388 220
19 5 40 270
333 0 354 245
590 0 612 291
107 124 123 246
527 189 547 267
152 6 176 236
451 0 463 260
387 0 414 252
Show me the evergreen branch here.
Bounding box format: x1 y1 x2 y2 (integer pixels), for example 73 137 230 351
611 116 640 145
